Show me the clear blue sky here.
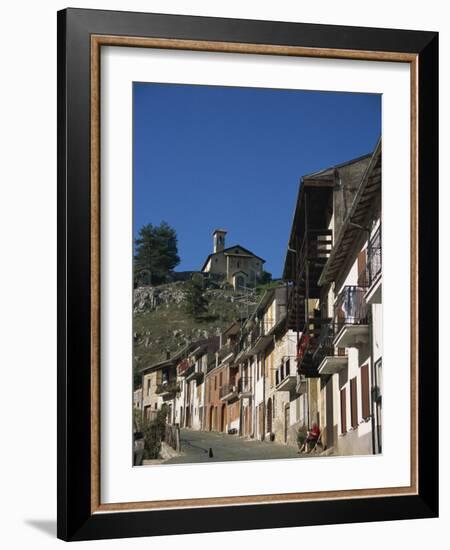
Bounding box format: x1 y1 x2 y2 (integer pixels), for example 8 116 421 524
133 83 381 278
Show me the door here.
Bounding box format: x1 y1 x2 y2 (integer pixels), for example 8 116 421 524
221 404 227 432
284 404 290 443
267 398 273 434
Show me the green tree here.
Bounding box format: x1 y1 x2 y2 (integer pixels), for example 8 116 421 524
142 404 168 459
185 274 209 319
134 221 180 285
260 270 272 285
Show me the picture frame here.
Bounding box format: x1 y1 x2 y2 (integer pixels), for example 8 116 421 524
57 7 438 541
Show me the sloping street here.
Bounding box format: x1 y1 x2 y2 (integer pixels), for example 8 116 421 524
164 428 303 464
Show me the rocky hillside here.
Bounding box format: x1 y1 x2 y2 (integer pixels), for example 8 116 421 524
133 280 259 383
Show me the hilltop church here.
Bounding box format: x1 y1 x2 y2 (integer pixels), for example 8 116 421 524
201 229 265 290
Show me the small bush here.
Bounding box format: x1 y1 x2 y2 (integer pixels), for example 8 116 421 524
297 425 308 446
143 405 168 459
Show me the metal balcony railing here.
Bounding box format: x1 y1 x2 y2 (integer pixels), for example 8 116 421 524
156 381 180 395
334 286 368 332
275 360 293 386
368 226 382 286
219 383 237 399
312 321 347 367
237 377 252 394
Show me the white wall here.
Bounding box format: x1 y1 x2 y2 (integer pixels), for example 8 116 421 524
0 1 447 549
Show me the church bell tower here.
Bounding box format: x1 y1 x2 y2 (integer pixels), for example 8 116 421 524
212 229 227 253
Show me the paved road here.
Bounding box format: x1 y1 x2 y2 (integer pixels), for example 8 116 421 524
164 428 303 464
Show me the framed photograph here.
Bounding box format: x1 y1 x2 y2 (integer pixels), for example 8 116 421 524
57 8 438 541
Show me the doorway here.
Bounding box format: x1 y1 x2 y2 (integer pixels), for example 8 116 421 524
267 398 273 434
284 404 290 443
221 404 227 432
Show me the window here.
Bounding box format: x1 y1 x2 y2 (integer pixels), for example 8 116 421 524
214 376 217 391
350 377 358 429
154 403 157 410
219 372 222 387
340 388 347 434
360 364 370 420
147 379 151 396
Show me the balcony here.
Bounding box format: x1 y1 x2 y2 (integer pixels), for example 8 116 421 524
296 374 307 394
333 286 369 348
313 322 348 375
238 377 252 398
220 383 238 402
155 381 180 397
275 360 296 391
244 321 271 356
177 359 192 377
365 227 382 304
185 364 204 383
296 321 322 377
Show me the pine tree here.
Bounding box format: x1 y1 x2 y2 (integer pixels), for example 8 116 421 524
134 221 180 285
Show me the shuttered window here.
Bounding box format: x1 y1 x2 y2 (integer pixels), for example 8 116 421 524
358 248 368 287
361 364 371 420
350 377 358 429
340 388 347 434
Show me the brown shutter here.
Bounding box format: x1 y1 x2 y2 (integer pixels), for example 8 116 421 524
340 388 347 434
350 377 358 428
358 248 367 287
361 365 370 420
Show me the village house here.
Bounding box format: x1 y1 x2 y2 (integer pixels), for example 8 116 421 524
201 229 265 290
204 327 241 433
175 337 220 430
216 321 242 433
140 345 194 424
283 141 382 455
317 140 382 455
236 287 288 441
237 285 306 446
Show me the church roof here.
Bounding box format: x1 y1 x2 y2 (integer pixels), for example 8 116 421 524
201 245 266 272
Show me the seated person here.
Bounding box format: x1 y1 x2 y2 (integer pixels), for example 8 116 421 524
299 422 320 453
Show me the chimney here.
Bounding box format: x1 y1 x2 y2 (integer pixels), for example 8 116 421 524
213 229 227 253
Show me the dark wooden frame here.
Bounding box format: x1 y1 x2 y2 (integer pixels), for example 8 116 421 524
57 8 438 541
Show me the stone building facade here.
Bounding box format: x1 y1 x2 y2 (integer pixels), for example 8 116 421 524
201 229 265 289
